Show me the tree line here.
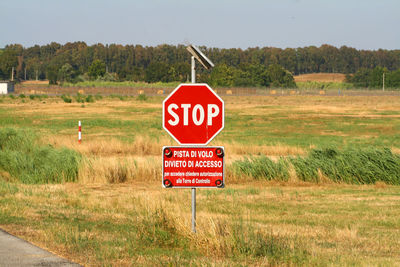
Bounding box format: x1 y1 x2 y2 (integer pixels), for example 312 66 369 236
0 42 399 88
346 67 400 89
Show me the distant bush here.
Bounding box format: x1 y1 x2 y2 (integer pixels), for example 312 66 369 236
8 94 15 99
110 94 125 100
29 94 42 100
19 94 26 98
85 95 95 103
61 94 72 103
75 92 85 103
0 128 81 184
232 148 400 185
94 93 103 100
136 94 148 101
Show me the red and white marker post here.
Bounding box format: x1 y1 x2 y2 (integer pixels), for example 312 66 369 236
78 121 82 144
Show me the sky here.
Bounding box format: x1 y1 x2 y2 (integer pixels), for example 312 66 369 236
1 0 399 50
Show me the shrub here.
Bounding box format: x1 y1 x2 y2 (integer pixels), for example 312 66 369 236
29 94 41 100
136 94 148 101
75 92 85 103
94 93 103 100
110 94 125 100
9 94 15 99
85 95 95 103
61 94 72 103
0 128 81 184
19 94 26 98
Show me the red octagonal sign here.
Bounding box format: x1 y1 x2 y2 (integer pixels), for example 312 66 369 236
163 83 224 145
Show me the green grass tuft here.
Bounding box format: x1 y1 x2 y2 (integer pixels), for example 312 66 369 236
61 94 72 103
136 94 148 101
233 147 400 184
0 128 81 184
232 156 289 181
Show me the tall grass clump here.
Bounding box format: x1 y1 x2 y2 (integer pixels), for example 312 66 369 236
228 222 310 264
0 128 81 184
232 148 400 185
290 148 400 184
136 94 148 101
232 156 289 181
61 94 72 103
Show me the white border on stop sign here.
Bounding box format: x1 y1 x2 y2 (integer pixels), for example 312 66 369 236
162 83 225 146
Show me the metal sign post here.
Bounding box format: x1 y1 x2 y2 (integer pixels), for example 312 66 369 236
192 187 196 233
191 56 196 233
162 45 219 234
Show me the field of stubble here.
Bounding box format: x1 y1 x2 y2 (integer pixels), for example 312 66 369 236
0 93 399 266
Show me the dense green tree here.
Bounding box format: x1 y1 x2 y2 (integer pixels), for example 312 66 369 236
144 62 170 83
0 48 18 79
58 63 75 84
46 64 59 84
2 42 400 87
266 64 296 88
386 69 400 88
346 66 400 88
209 64 236 87
88 59 106 79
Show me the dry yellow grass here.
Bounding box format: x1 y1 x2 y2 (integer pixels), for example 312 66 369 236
294 73 346 82
20 80 50 85
1 94 400 265
1 181 399 266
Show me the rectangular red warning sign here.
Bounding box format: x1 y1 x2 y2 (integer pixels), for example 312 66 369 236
162 146 224 188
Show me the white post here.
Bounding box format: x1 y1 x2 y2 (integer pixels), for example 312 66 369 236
191 56 195 83
78 121 82 144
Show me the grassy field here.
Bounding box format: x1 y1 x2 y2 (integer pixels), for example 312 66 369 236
0 93 400 265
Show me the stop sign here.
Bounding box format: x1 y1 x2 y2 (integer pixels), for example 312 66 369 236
163 83 224 145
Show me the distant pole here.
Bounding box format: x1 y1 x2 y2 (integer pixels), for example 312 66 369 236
191 56 195 83
11 67 14 81
383 72 385 91
78 121 82 144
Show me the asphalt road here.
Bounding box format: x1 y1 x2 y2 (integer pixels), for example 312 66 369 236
0 229 81 267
